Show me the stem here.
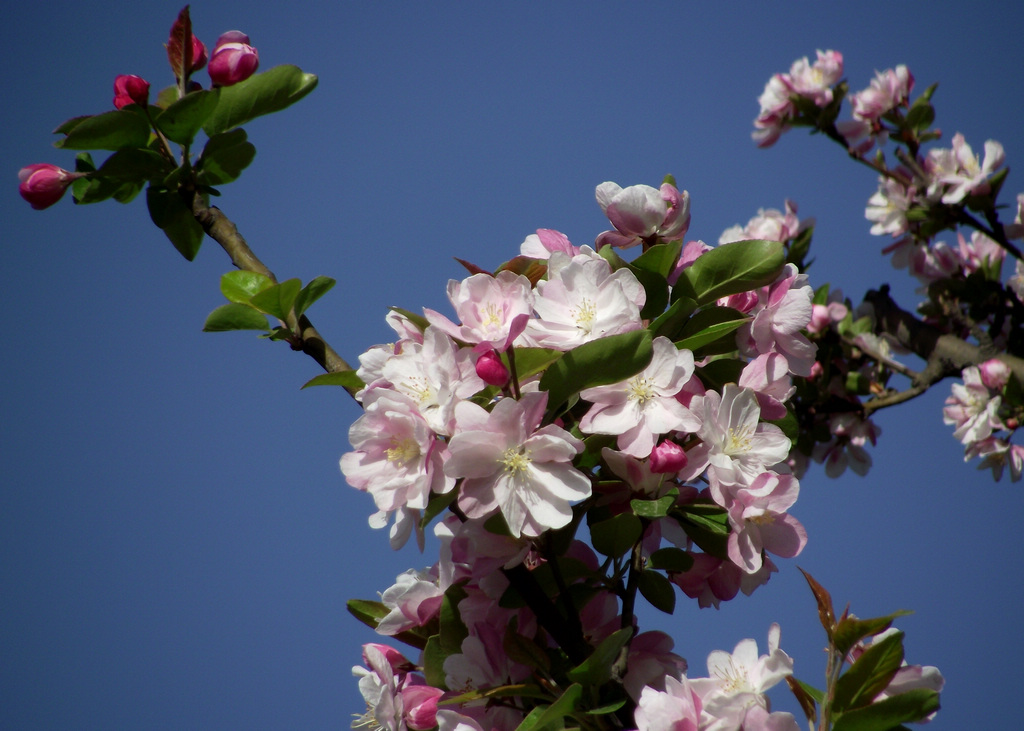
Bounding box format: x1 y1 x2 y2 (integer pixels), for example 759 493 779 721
185 188 356 390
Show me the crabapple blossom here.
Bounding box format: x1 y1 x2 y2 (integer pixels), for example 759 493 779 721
866 175 915 238
424 270 533 352
633 675 702 731
354 644 442 731
752 50 842 147
525 247 646 349
738 354 795 422
649 440 688 474
519 228 580 259
445 392 590 537
851 65 914 122
17 164 86 210
786 49 843 107
689 623 794 731
752 74 795 148
811 412 879 478
718 200 806 246
375 569 444 636
622 631 688 702
943 364 1004 445
682 384 791 490
736 263 816 377
112 74 150 108
967 438 1024 482
579 336 700 458
926 133 1005 204
1008 258 1024 303
340 388 453 521
956 230 1005 275
594 182 691 249
474 349 509 387
725 472 807 574
208 31 259 86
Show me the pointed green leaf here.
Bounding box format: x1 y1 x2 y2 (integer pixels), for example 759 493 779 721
55 109 152 151
567 627 633 685
675 306 747 353
301 370 366 391
146 186 204 260
648 547 694 573
203 65 319 136
538 330 653 413
508 347 563 382
590 513 642 558
388 306 430 333
515 683 582 731
833 611 912 657
198 128 257 185
155 89 220 145
294 276 337 318
346 599 388 630
220 270 274 304
832 688 940 731
439 583 470 656
422 635 449 690
250 278 302 320
638 569 676 614
202 303 271 332
649 295 697 341
673 503 729 558
681 239 784 305
632 240 683 278
97 148 169 182
630 492 677 518
695 358 744 391
833 631 905 713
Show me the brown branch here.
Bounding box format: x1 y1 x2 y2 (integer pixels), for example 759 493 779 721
186 189 356 392
864 285 1024 391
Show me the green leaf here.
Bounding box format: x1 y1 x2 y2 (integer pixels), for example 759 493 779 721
538 330 653 414
250 278 302 320
630 492 677 519
388 306 430 333
55 109 152 151
301 370 365 390
202 303 271 332
632 240 683 278
422 635 448 690
681 239 784 305
598 246 669 320
294 276 337 318
96 148 169 182
833 631 905 713
146 186 204 260
515 683 582 731
638 569 676 613
198 128 257 185
590 513 642 558
833 611 912 657
832 688 940 731
673 503 729 558
441 684 550 707
439 583 470 656
675 306 747 353
346 599 388 630
154 89 220 145
508 347 564 382
203 65 319 136
648 547 694 573
220 270 274 304
649 296 698 341
768 408 799 442
567 627 633 685
905 99 935 133
695 359 744 391
503 623 552 675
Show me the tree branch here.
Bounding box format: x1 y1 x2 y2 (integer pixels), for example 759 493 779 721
186 189 356 387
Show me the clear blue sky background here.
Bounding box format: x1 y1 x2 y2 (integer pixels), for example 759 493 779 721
4 2 1023 729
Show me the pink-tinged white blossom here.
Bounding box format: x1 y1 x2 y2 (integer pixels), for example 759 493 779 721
965 437 1023 482
683 385 791 490
669 552 777 609
725 472 807 574
380 327 485 435
736 264 816 377
424 270 534 352
978 358 1012 390
595 182 691 249
739 354 795 421
926 133 1005 204
753 74 796 148
623 631 688 702
957 230 1005 276
375 569 444 636
634 675 703 731
787 49 843 106
806 289 849 335
519 228 580 259
602 446 671 496
526 248 645 349
579 337 701 458
341 388 454 518
435 710 485 731
445 392 590 537
719 201 807 245
668 239 713 286
812 412 880 478
853 65 914 121
443 625 531 730
943 365 1005 445
354 644 443 731
689 623 794 731
1005 193 1024 239
866 176 915 237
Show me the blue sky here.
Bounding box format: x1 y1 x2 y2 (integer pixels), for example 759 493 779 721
4 2 1024 728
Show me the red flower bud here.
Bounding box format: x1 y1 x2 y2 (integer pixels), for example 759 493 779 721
649 440 688 474
475 350 510 387
18 164 84 210
113 74 151 109
189 35 209 72
208 31 259 87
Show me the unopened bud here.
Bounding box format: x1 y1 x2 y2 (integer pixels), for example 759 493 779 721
209 30 259 86
18 164 84 210
475 350 510 387
649 440 688 474
113 74 150 109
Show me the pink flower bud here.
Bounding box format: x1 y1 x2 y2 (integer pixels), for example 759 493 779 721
361 643 414 674
978 359 1011 391
113 74 150 109
209 31 259 87
401 684 444 730
189 35 209 72
649 440 688 474
475 349 509 387
18 164 84 210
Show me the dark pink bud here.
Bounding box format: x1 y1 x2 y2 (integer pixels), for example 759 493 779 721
475 350 509 387
18 164 84 210
113 74 151 109
189 35 209 72
209 30 259 86
649 440 687 474
401 685 444 730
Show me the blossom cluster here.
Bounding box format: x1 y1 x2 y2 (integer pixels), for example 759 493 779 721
944 360 1023 481
340 180 821 730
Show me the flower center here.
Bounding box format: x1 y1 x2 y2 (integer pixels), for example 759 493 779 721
572 297 597 333
386 437 420 464
715 658 753 696
724 425 754 455
628 376 656 404
481 302 504 329
401 375 435 405
501 446 532 475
